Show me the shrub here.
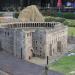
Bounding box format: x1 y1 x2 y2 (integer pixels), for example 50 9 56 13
42 9 75 19
54 17 65 23
63 13 75 19
63 20 75 27
45 16 55 22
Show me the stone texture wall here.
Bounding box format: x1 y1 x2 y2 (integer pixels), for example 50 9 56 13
32 29 46 58
0 28 33 60
32 25 68 58
13 29 24 58
13 29 33 60
23 30 33 60
0 28 14 54
0 22 68 61
45 26 68 57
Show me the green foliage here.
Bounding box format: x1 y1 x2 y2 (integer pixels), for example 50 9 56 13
50 11 57 17
54 17 65 23
68 27 75 36
45 16 55 22
43 9 75 19
45 16 75 27
13 12 19 18
63 19 75 27
45 16 65 23
63 13 75 19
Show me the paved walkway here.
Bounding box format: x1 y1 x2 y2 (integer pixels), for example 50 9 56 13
29 53 63 66
0 51 63 75
29 57 47 66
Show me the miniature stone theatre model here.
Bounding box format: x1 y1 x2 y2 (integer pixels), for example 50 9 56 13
0 5 68 61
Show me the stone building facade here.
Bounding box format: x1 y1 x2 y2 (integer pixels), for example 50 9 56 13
32 24 68 59
0 22 68 61
0 28 33 60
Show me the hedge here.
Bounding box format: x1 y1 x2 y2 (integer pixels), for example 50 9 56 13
63 20 75 27
63 13 75 19
42 9 75 19
45 16 66 23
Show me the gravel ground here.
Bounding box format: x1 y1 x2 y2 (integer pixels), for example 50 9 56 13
0 51 63 75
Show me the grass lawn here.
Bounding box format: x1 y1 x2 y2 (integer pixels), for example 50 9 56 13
49 56 75 75
68 27 75 36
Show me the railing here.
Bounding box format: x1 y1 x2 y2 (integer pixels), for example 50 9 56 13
0 22 60 28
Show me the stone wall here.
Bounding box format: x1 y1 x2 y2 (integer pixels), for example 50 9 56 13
32 29 46 58
13 29 33 60
0 22 68 61
32 25 68 58
45 26 68 58
0 28 14 54
23 30 33 60
13 29 24 58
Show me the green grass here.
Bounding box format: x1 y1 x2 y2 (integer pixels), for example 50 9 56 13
68 27 75 36
49 56 75 75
